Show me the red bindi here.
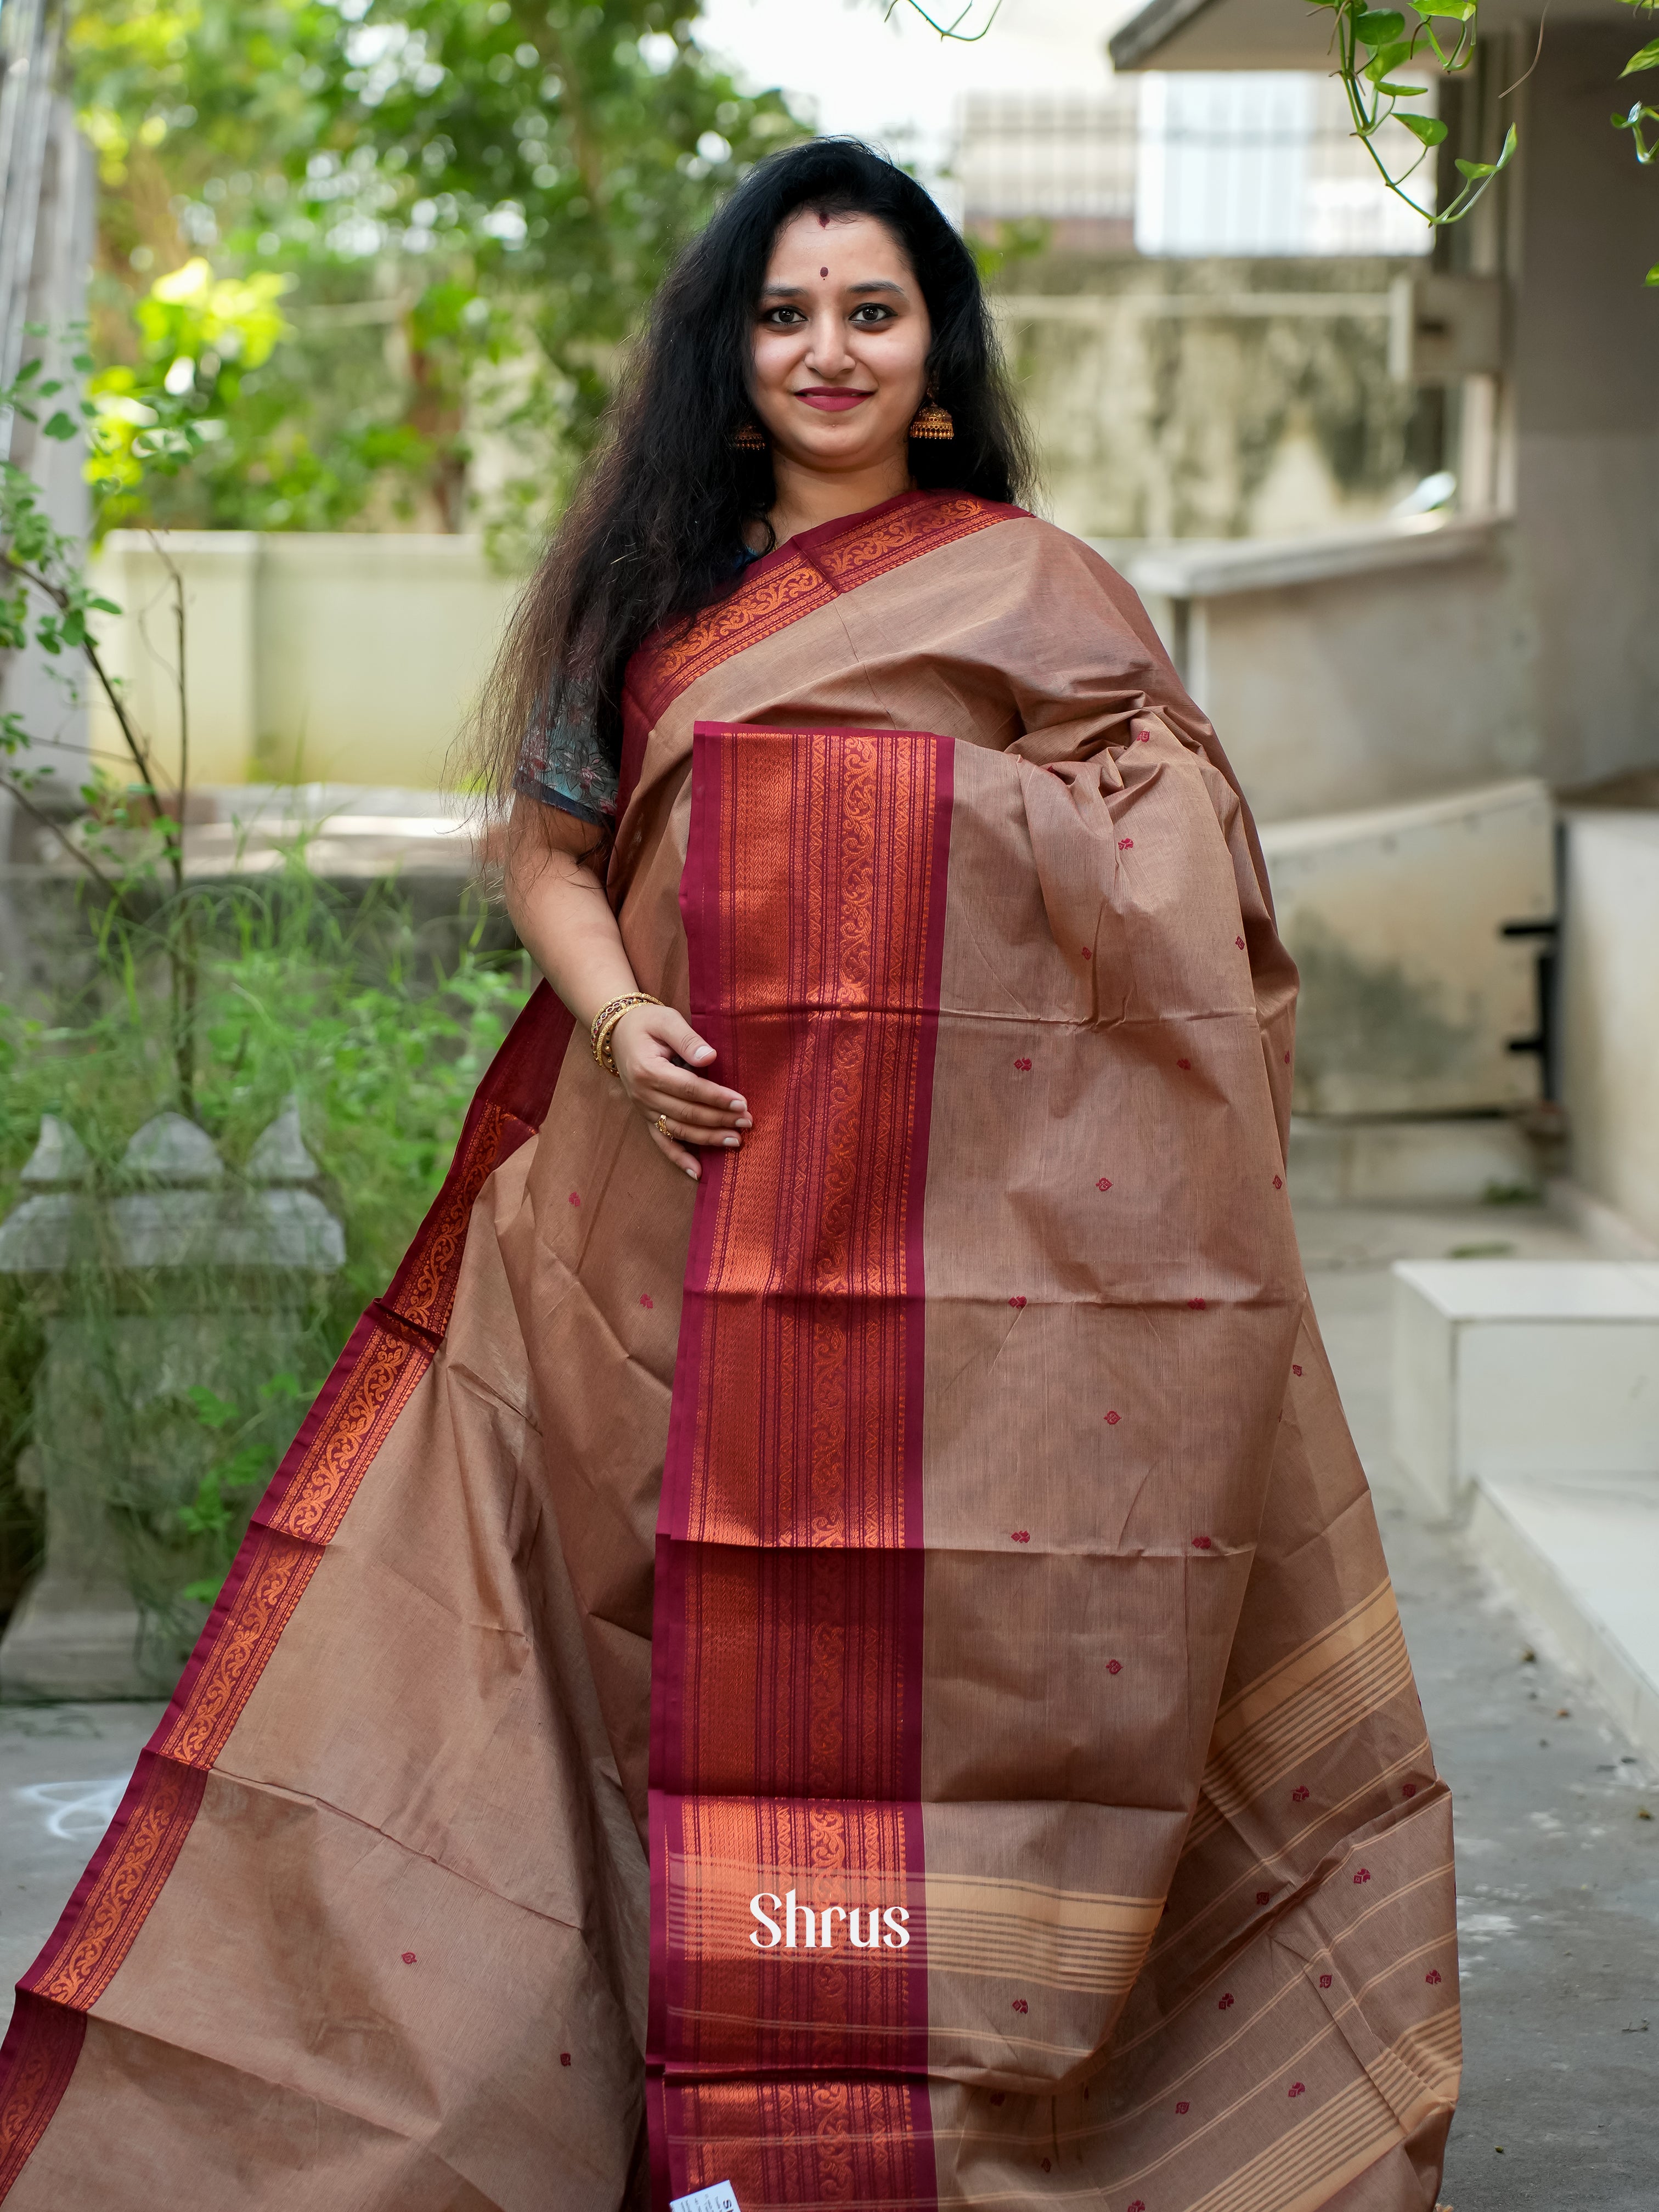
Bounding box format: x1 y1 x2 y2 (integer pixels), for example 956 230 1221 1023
820 266 829 278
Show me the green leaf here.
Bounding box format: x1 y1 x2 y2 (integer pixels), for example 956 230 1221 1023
1454 122 1517 179
1363 41 1414 77
184 1385 240 1430
1622 36 1659 71
1399 112 1450 143
1411 0 1476 18
41 412 77 442
1374 77 1429 93
1647 262 1659 284
1354 7 1407 40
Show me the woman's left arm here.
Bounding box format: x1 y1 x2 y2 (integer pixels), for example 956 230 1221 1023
503 795 751 1178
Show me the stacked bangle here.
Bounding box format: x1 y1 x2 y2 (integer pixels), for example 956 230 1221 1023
590 992 662 1077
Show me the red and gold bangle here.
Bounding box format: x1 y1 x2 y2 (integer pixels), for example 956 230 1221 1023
590 992 662 1076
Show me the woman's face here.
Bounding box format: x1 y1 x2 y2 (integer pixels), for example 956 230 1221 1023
749 210 932 478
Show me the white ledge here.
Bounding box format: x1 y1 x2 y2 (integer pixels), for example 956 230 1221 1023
1099 512 1509 600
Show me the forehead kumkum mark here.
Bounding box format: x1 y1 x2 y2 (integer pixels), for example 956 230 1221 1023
820 266 829 278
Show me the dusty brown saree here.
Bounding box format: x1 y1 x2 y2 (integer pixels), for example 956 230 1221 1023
0 491 1459 2210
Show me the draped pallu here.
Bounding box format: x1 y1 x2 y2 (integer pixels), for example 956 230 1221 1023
0 493 1460 2211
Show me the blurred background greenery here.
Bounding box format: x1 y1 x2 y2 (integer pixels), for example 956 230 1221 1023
74 0 803 556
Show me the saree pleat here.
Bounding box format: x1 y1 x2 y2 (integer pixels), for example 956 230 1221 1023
0 491 1458 2211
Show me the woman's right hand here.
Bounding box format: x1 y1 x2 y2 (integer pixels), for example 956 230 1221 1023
610 1003 752 1180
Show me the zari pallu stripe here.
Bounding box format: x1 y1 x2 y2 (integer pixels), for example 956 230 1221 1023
646 723 952 2207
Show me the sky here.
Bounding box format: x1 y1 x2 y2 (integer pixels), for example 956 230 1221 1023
696 0 1139 186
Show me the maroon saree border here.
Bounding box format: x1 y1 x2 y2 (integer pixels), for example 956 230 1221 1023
647 723 952 2208
616 490 1025 816
0 981 575 2202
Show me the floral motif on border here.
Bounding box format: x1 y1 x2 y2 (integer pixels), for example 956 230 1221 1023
261 1329 428 1550
24 1760 208 2013
0 1999 82 2198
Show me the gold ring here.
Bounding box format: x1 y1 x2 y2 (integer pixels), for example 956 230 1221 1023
656 1114 671 1137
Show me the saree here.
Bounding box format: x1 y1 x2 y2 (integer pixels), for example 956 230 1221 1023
0 490 1459 2210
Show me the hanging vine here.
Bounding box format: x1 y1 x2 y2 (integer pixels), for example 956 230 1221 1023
896 0 1657 282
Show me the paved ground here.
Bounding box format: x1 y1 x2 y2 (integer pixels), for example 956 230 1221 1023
0 1195 1654 2204
1307 1200 1659 2210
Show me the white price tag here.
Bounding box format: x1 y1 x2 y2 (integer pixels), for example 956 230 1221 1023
670 2186 742 2212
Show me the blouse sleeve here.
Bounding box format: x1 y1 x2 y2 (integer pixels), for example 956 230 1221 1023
513 680 619 827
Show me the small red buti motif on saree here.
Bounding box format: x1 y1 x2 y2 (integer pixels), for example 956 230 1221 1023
1319 1973 1333 1989
1256 1891 1270 1905
1403 1781 1418 1797
1289 2082 1306 2098
1041 2160 1052 2173
1011 1531 1030 1543
1284 1050 1291 1063
1217 1993 1234 2010
1176 1057 1191 1069
1012 1999 1029 2013
1354 1868 1372 1884
1426 1969 1442 1984
1292 1786 1310 1802
1104 1409 1121 1425
561 2052 572 2066
402 1952 416 1964
1292 1363 1302 1375
1009 1295 1027 1308
1107 1659 1122 1674
568 1191 580 1207
1136 729 1151 741
1175 2102 1190 2115
1118 838 1134 851
1097 1176 1112 1190
1188 1296 1206 1310
1235 936 1245 950
1081 946 1092 958
1192 1534 1212 1550
1273 1175 1283 1189
1014 1056 1032 1071
640 1293 654 1309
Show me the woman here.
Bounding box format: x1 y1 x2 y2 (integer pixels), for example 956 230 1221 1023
0 143 1458 2211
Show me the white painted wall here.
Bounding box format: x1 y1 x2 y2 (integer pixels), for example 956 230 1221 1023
90 532 522 792
1560 810 1659 1246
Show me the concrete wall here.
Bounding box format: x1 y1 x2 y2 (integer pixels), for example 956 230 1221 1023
1115 516 1541 823
1510 28 1659 794
993 258 1429 543
91 533 522 791
1560 809 1659 1244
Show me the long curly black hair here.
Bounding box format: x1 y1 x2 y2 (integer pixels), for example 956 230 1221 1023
475 138 1036 800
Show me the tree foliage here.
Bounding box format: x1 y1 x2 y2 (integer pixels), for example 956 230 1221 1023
72 0 804 542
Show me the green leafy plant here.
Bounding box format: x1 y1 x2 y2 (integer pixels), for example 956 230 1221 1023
70 0 806 541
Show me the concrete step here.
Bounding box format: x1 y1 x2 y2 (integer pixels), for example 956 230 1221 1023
1469 1474 1659 1770
1289 1113 1539 1206
1391 1258 1659 1514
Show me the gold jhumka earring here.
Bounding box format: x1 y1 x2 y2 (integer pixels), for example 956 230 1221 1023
909 387 954 442
731 419 767 452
